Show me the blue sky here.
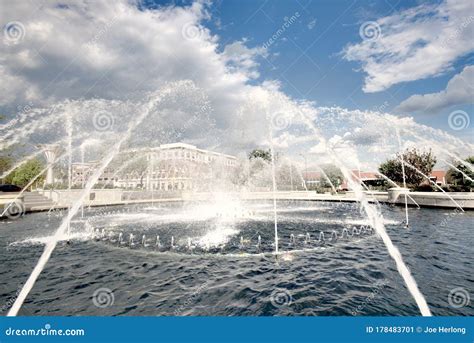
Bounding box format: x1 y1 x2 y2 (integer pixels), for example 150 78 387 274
1 0 472 169
137 0 474 140
196 0 473 135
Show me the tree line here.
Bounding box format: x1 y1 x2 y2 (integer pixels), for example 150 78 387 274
1 147 472 192
379 148 473 192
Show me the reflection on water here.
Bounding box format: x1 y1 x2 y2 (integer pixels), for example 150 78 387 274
1 200 472 316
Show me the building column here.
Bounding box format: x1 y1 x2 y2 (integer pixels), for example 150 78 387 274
41 145 60 185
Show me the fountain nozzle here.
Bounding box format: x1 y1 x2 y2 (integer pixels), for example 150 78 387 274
156 235 161 247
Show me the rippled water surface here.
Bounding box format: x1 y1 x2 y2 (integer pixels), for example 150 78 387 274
1 200 472 316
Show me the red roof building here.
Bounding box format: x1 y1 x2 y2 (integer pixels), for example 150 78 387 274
340 170 381 190
429 170 447 186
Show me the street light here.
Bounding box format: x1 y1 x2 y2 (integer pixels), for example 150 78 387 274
37 144 61 186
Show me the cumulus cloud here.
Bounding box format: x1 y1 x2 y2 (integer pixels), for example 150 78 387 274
222 40 267 79
342 0 474 92
0 0 471 170
343 127 383 146
307 134 361 168
395 65 474 113
1 1 219 106
0 0 279 150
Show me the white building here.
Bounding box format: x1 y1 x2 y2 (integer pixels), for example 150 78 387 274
71 162 115 187
73 143 237 191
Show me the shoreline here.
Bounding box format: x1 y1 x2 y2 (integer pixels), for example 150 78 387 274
2 189 473 218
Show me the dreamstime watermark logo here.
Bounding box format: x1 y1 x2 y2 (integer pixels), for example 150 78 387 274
3 21 25 44
181 22 203 41
174 101 214 140
359 21 381 42
372 101 389 113
5 323 85 337
86 16 118 46
93 111 114 131
447 287 470 309
270 288 292 308
4 201 25 220
92 287 114 308
271 112 292 131
441 15 474 48
17 102 34 115
351 280 387 315
439 201 466 228
262 12 300 49
448 110 470 131
174 282 209 315
0 289 20 314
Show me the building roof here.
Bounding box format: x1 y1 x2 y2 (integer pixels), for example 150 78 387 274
159 142 196 150
350 170 379 180
302 171 321 180
121 142 237 160
338 170 381 190
429 170 446 179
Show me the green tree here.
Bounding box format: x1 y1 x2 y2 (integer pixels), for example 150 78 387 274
276 162 300 190
11 158 45 189
319 165 343 190
446 156 474 191
248 149 272 162
379 148 436 188
0 116 18 184
0 156 13 181
0 147 15 183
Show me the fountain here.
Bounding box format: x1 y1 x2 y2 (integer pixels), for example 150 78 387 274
294 107 433 316
396 129 409 227
289 233 296 246
156 235 161 247
142 235 148 247
304 233 310 244
2 81 473 319
318 231 325 242
7 81 199 315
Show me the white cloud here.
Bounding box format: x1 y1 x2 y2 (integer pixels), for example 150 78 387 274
342 0 474 92
0 0 471 170
1 1 218 105
222 40 267 79
309 140 326 154
396 65 474 113
0 0 277 149
307 134 361 169
307 19 317 30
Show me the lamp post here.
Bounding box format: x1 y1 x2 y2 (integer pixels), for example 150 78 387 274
40 145 60 186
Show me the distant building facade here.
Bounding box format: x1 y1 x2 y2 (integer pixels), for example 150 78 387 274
429 170 447 186
71 162 115 187
340 171 381 190
72 143 237 191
